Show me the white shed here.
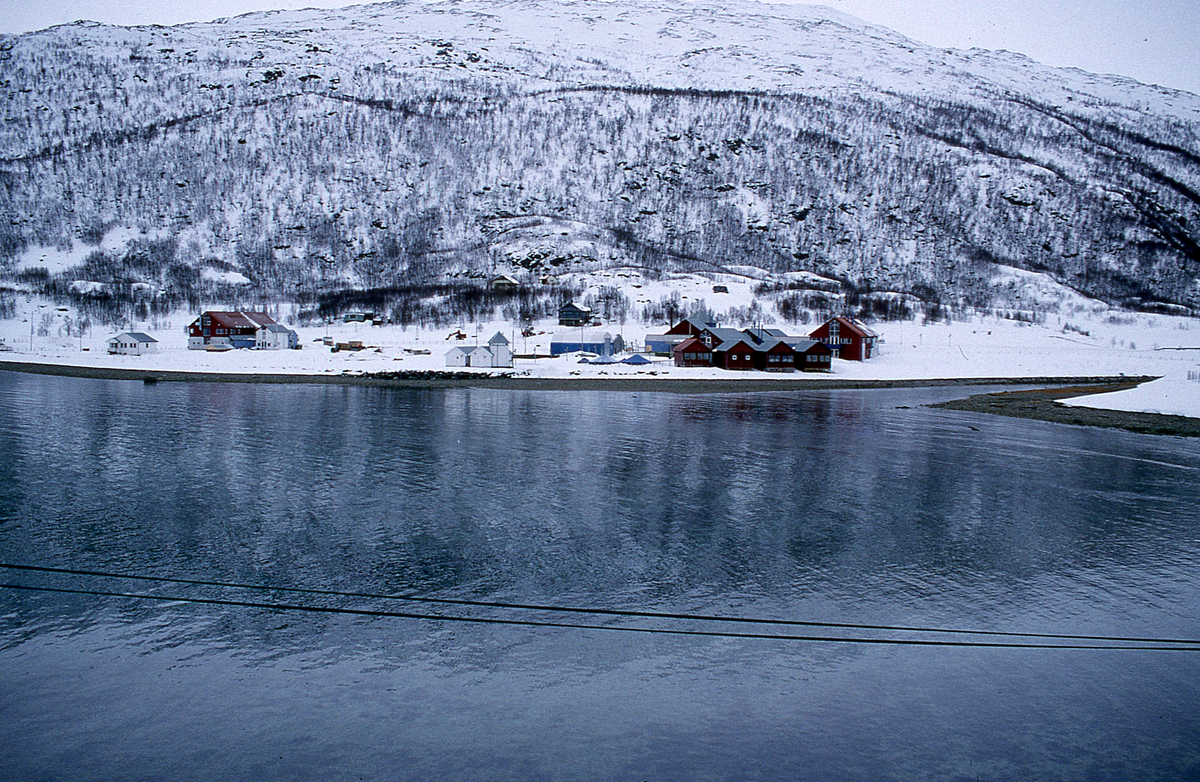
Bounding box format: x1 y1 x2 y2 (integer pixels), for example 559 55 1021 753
107 332 158 356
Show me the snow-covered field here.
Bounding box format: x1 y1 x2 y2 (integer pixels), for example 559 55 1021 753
3 282 1199 420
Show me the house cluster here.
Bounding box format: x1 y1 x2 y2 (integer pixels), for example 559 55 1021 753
646 315 879 371
445 332 513 368
187 311 299 350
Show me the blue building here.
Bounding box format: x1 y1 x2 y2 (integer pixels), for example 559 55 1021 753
550 329 625 356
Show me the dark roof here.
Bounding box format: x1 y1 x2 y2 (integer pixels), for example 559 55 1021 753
701 327 748 350
743 327 788 344
621 353 653 364
111 332 157 342
205 311 278 329
488 331 510 345
718 338 755 352
758 338 796 353
785 338 826 352
673 336 709 353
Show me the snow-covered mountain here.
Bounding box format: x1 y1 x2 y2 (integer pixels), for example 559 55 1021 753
2 0 1199 320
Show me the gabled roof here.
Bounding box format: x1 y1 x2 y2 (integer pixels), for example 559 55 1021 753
700 327 747 349
785 338 827 353
717 337 755 352
665 316 717 335
673 336 710 353
203 311 278 329
110 332 157 342
488 331 510 345
742 327 788 344
558 301 592 313
758 338 796 353
817 316 878 338
260 323 292 333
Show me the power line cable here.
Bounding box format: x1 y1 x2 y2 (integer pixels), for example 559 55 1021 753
2 562 1199 648
2 582 1197 650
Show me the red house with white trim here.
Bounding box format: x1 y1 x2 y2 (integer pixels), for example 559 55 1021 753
809 317 879 361
188 311 280 349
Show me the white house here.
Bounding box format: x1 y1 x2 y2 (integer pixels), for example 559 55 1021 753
444 333 513 368
485 332 512 367
107 332 158 355
256 323 299 350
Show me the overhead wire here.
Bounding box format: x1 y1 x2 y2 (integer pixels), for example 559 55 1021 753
2 563 1198 651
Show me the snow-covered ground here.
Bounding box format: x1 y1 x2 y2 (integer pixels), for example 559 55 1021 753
3 287 1199 420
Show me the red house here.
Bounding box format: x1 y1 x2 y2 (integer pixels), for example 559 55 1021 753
188 311 280 349
715 338 756 370
792 339 833 371
809 317 879 361
673 336 714 367
754 339 797 371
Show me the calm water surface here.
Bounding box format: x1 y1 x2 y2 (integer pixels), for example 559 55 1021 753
1 371 1199 781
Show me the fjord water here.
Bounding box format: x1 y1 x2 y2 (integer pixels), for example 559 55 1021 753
1 371 1199 781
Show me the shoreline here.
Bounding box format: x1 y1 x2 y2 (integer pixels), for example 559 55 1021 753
0 357 1155 394
930 383 1200 438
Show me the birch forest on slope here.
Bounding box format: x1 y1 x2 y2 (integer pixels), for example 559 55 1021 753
1 0 1199 328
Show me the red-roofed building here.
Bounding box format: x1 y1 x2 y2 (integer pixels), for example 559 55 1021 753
188 311 280 349
672 336 714 367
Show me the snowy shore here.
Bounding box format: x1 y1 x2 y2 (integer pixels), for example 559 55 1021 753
3 307 1199 420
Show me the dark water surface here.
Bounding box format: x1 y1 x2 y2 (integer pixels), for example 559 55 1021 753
2 371 1199 781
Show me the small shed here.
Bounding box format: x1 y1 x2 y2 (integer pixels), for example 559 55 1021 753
107 332 158 356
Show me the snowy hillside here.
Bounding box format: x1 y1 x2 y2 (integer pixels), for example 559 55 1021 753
2 0 1199 327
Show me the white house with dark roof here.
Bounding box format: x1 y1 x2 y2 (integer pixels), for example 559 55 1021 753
107 332 158 355
256 323 299 350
